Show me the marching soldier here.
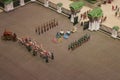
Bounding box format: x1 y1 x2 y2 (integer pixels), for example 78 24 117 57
38 26 40 35
49 21 52 29
55 20 58 27
53 19 55 27
33 49 37 56
13 33 17 41
35 27 37 33
27 45 32 52
51 21 54 28
44 24 46 32
44 51 49 63
41 26 44 34
68 44 71 50
45 55 49 63
46 22 49 31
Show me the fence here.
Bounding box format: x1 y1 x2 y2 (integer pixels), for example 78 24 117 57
36 0 71 17
100 24 120 38
49 1 57 10
100 24 112 35
62 7 71 16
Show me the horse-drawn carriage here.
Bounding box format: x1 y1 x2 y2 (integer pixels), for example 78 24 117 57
1 30 17 41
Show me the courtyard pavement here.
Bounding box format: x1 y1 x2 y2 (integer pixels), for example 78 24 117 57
0 3 120 80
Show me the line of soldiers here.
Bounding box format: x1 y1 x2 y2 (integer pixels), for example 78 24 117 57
18 37 54 63
68 34 90 51
35 19 58 35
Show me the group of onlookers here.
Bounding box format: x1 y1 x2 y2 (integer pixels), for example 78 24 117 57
100 16 107 23
80 10 91 22
112 5 120 17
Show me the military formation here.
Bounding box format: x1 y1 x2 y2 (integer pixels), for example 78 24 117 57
68 34 90 51
35 18 58 35
17 37 54 63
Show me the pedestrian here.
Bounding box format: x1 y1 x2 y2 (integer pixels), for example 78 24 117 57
112 5 114 11
115 11 118 16
115 5 118 10
83 13 86 20
80 14 83 20
108 0 111 4
103 16 107 22
80 21 84 26
117 7 119 13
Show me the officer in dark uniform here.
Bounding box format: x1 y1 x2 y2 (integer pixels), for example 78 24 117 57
45 55 49 63
51 52 54 60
